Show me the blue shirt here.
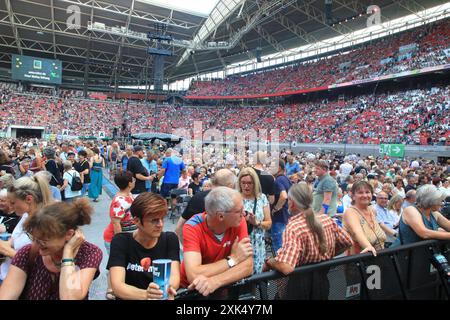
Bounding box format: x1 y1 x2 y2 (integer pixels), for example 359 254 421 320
51 186 61 201
141 159 152 190
273 175 292 224
122 155 129 172
285 162 301 176
141 159 158 190
162 156 185 184
149 160 158 174
374 204 399 230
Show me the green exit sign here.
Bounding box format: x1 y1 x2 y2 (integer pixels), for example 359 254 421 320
379 144 405 157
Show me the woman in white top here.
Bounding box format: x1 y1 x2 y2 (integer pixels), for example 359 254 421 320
61 160 82 201
380 194 403 243
177 169 191 191
392 177 406 199
0 175 53 281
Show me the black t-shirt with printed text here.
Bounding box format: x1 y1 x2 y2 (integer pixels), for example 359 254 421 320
106 232 180 291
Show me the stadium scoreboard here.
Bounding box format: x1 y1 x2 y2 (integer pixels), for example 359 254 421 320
11 54 62 84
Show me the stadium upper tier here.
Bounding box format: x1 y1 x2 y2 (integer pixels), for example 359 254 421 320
0 84 448 145
187 19 450 99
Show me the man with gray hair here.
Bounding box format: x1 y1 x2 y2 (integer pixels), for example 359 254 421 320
403 189 417 209
175 168 237 241
179 187 253 296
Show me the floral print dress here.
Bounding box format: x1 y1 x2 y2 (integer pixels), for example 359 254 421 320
243 194 269 274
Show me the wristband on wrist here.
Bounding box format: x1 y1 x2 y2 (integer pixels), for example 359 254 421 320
61 261 75 267
61 258 75 263
322 204 329 214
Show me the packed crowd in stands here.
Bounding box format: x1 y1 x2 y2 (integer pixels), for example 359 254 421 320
188 19 450 97
1 83 448 145
0 136 449 300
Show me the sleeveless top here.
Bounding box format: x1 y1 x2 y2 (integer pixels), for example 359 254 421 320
346 206 386 255
396 206 439 245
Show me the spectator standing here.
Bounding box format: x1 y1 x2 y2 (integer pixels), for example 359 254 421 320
312 160 338 217
127 146 154 197
121 146 133 173
61 160 82 202
160 149 185 200
74 150 90 197
88 147 104 202
237 167 272 274
252 151 276 205
286 155 301 178
271 160 292 254
43 148 63 190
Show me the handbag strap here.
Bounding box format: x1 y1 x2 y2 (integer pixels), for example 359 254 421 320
66 171 78 186
350 205 383 249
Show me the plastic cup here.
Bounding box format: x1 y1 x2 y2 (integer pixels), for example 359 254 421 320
152 259 172 300
0 233 11 241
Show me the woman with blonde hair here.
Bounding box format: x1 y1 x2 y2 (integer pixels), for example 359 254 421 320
237 167 272 274
378 194 403 244
0 175 53 282
263 182 353 299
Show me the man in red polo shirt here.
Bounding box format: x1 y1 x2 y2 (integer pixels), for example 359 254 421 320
180 187 253 296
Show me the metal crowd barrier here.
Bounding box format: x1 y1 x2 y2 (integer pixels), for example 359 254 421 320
176 240 450 300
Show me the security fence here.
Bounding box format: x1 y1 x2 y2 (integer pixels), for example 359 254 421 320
176 240 450 300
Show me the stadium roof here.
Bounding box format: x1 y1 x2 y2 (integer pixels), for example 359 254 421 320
0 0 448 88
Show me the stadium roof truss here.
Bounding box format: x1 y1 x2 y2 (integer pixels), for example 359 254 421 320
0 0 447 87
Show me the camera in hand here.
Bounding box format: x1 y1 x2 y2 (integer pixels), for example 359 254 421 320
431 253 450 283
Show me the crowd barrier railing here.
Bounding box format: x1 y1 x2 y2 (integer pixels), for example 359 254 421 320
176 240 450 300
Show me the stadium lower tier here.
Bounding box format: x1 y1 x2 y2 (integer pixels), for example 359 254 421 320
0 85 449 145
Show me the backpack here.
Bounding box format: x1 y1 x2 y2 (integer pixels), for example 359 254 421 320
67 171 83 191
